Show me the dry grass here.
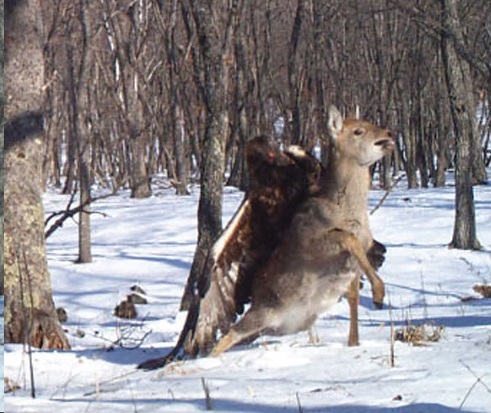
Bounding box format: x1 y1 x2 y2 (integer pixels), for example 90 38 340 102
394 321 445 346
4 377 21 394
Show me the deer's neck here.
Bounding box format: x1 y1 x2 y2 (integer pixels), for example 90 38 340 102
320 154 371 239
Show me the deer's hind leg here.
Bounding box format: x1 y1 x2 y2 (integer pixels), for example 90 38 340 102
210 307 271 357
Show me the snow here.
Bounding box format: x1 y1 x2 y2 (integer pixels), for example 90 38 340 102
4 175 491 413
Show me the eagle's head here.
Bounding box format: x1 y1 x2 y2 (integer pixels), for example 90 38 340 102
246 135 291 167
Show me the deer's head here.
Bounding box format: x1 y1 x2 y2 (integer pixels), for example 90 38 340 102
327 106 394 167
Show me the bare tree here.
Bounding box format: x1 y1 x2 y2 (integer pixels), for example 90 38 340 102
441 0 482 250
4 0 70 349
180 0 238 310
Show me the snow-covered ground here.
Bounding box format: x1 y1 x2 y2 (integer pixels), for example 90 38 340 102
4 174 491 413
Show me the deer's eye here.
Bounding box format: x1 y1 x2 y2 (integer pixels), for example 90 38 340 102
353 128 365 136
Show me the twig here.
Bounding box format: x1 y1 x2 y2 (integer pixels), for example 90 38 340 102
16 249 36 399
420 271 428 320
112 322 153 350
82 370 139 397
370 173 405 215
459 360 491 410
388 295 395 368
296 392 304 413
201 377 213 410
128 378 139 413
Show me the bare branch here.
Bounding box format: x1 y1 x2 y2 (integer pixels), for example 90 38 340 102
44 192 113 239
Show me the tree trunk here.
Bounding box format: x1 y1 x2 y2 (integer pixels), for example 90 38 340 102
434 77 448 187
227 11 248 190
78 148 93 263
180 0 235 310
441 0 481 250
399 93 419 189
4 0 70 349
1 0 5 296
173 104 190 195
471 125 488 184
130 132 152 199
63 6 93 263
287 0 309 145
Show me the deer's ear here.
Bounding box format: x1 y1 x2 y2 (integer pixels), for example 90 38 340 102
327 105 343 139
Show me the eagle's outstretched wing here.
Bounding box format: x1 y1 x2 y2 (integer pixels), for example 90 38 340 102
185 137 323 356
138 136 322 370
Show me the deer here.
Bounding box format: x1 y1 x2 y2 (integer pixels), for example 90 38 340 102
210 106 394 355
320 105 394 345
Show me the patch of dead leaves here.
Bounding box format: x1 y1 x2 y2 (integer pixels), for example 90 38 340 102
394 322 445 346
473 284 491 298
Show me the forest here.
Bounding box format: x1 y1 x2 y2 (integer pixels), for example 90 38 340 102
3 1 491 411
39 0 490 195
3 0 491 358
39 0 491 265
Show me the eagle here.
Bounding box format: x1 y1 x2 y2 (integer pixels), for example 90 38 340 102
138 134 386 369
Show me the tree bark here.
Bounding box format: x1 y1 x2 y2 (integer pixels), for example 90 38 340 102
434 74 449 187
129 132 152 199
227 12 249 190
78 147 93 263
1 0 5 296
173 104 191 195
398 88 419 189
4 0 70 349
287 0 309 145
180 0 235 310
441 0 481 250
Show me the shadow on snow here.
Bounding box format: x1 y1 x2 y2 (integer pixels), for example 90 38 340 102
53 397 483 413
